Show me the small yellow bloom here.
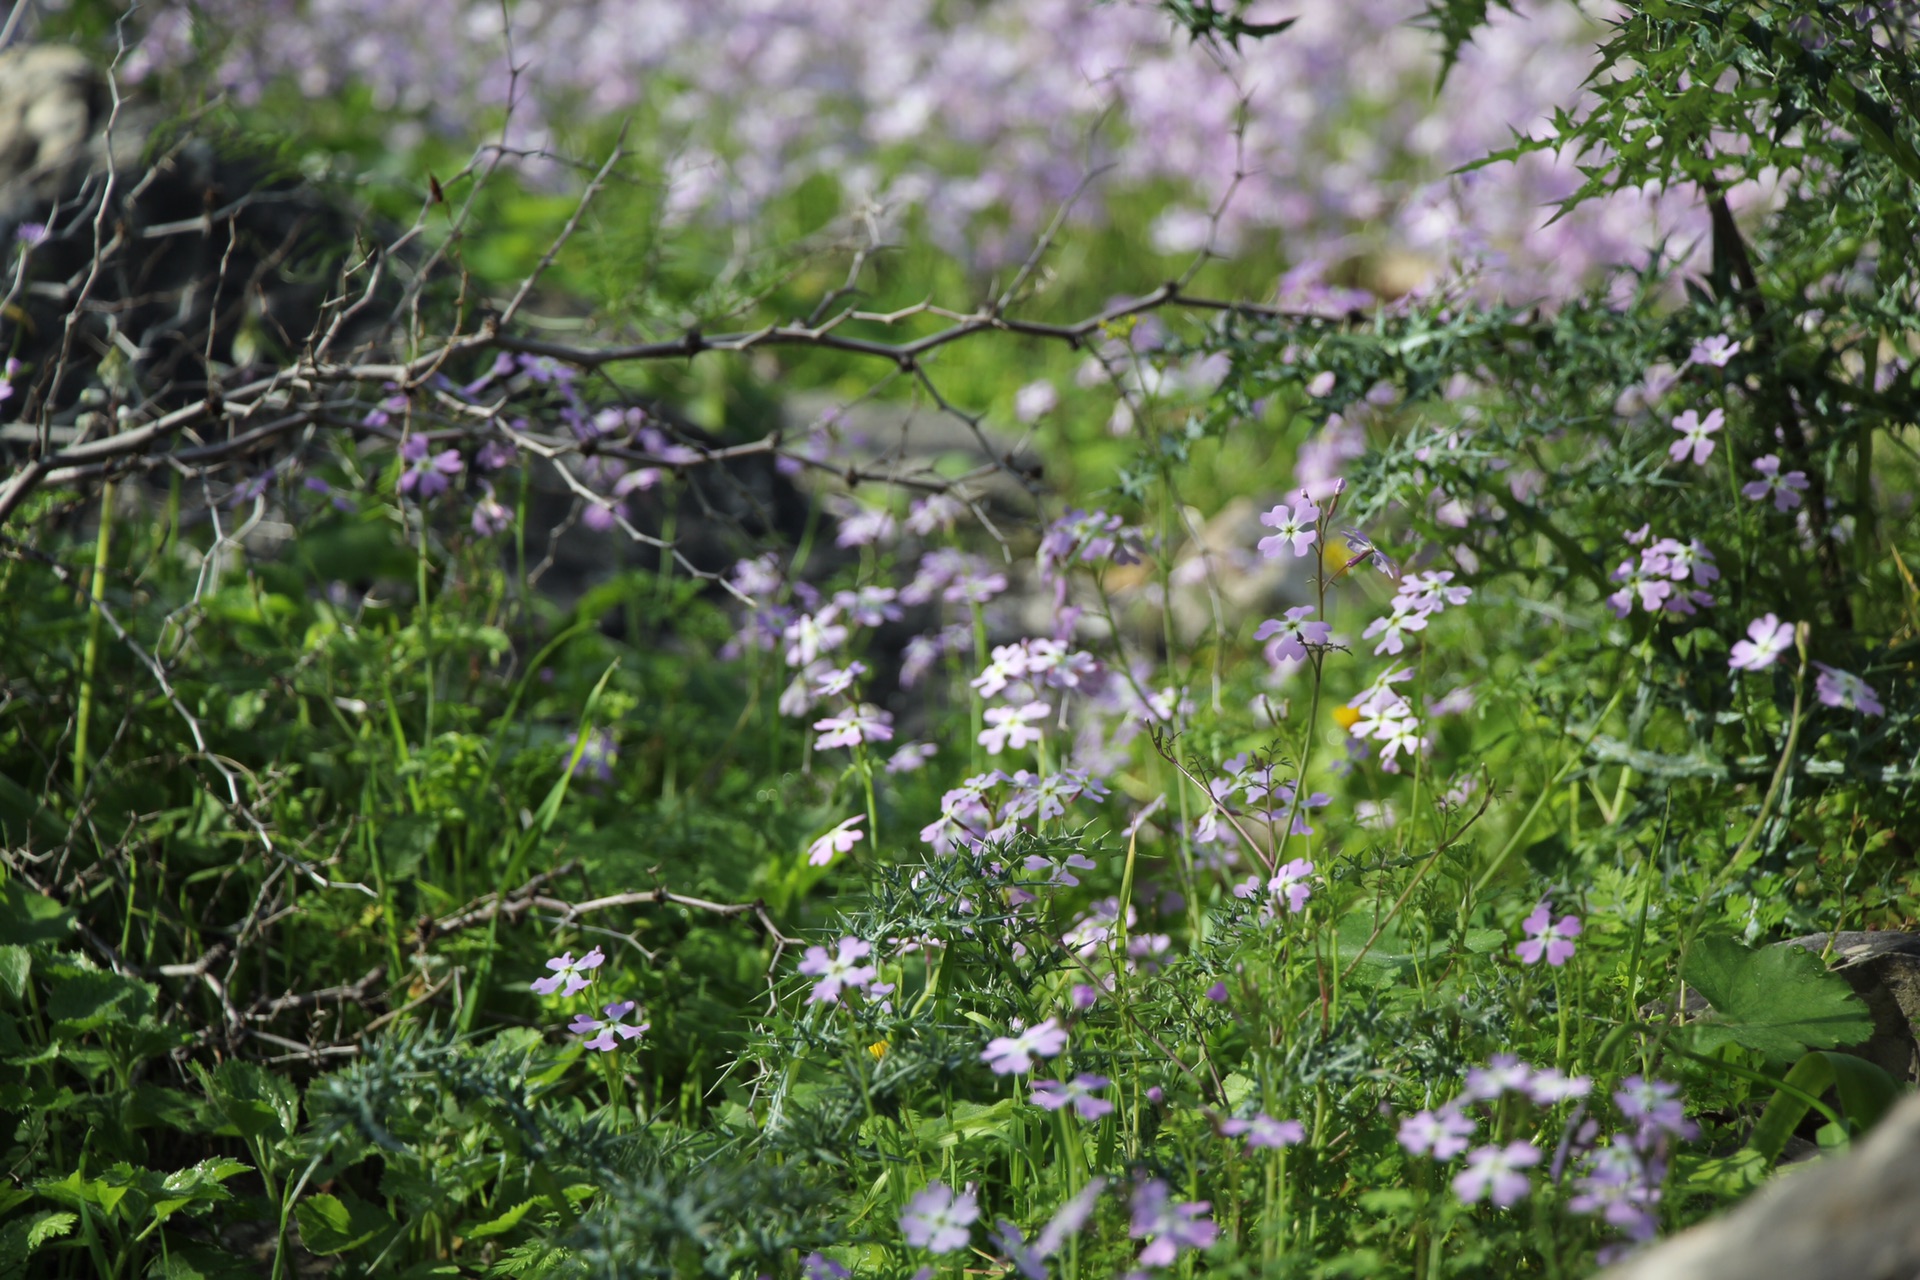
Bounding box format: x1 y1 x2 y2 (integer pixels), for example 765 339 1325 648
867 1040 889 1061
1331 705 1362 731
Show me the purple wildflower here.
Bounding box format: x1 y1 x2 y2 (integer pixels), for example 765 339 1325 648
14 222 49 247
835 506 897 548
1267 859 1315 914
783 607 849 667
1453 1142 1541 1207
797 936 876 1004
1399 1106 1477 1160
1742 455 1809 511
398 435 464 498
806 816 865 867
982 1017 1067 1075
980 702 1049 755
1813 663 1884 716
1729 614 1794 671
1363 605 1429 656
1031 1074 1113 1121
1687 334 1738 368
568 999 648 1051
1668 407 1724 465
1516 902 1581 966
1393 569 1472 617
470 483 512 536
885 742 937 774
1219 1113 1305 1152
900 1181 978 1254
1015 380 1059 422
1464 1054 1537 1102
1129 1179 1218 1266
1253 606 1332 663
1257 494 1321 559
565 729 617 782
812 704 893 751
1615 1076 1697 1142
801 1254 850 1280
531 946 605 997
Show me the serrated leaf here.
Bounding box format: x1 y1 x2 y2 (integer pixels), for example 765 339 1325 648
1679 935 1873 1064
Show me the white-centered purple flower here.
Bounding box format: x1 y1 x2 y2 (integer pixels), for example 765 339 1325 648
900 1180 979 1254
1516 902 1581 966
1267 858 1315 914
1615 1076 1697 1142
569 999 648 1051
982 1017 1068 1075
1452 1141 1541 1208
1463 1053 1537 1102
1667 406 1724 465
1399 1106 1477 1160
1729 614 1794 671
885 741 938 774
1686 334 1738 368
398 434 464 498
797 936 876 1004
1254 605 1333 663
813 703 894 751
806 816 865 867
1813 663 1884 716
1393 569 1472 617
1742 454 1810 511
1031 1073 1113 1121
1219 1112 1306 1152
1363 606 1429 656
783 607 849 667
835 506 897 548
980 701 1050 755
531 946 605 997
1129 1179 1218 1266
1257 494 1321 559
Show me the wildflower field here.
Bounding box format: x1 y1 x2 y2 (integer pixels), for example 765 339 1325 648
1 0 1917 1277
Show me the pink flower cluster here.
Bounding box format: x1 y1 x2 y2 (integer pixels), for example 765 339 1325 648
1607 525 1719 619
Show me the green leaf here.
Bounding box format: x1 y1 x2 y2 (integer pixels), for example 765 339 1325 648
199 1060 299 1142
46 968 152 1034
464 1198 541 1240
0 883 72 945
1747 1050 1900 1162
0 947 27 1003
1679 935 1874 1064
295 1192 394 1255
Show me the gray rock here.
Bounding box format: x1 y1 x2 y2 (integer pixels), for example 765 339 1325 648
1598 1088 1920 1280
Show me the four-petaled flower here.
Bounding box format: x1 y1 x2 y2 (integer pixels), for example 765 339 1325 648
1452 1141 1541 1208
1254 606 1332 664
1129 1178 1219 1266
1742 455 1809 511
982 1017 1068 1074
531 947 605 997
1399 1106 1477 1160
797 936 877 1004
1668 407 1723 465
568 999 648 1051
1729 614 1794 672
807 815 865 867
1219 1112 1305 1152
1813 663 1884 717
1267 858 1315 914
1687 334 1738 368
980 701 1050 755
398 434 464 499
1516 902 1581 966
813 703 894 750
1615 1076 1697 1141
900 1180 979 1254
1031 1074 1113 1121
1257 495 1321 559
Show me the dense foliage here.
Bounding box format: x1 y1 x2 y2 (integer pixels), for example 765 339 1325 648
1 1 1916 1277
